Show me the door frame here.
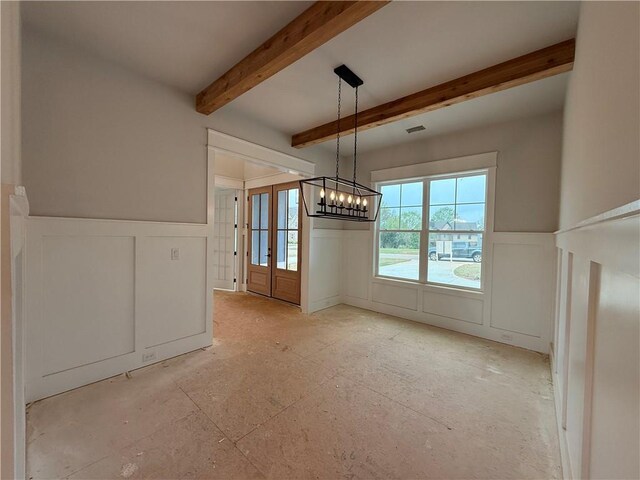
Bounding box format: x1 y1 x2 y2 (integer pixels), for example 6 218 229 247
207 129 315 313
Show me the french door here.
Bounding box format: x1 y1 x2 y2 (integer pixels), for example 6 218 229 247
247 182 301 304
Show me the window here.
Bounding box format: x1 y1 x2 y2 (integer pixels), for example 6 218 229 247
251 192 269 266
378 182 423 280
276 188 299 271
376 172 487 290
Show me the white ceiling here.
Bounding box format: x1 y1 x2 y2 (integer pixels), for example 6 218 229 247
22 1 579 154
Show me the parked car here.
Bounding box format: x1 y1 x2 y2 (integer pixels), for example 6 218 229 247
429 241 482 262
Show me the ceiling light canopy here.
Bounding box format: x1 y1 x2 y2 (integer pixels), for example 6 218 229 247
300 65 382 223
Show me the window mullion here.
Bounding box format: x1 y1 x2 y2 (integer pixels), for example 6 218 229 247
420 179 429 283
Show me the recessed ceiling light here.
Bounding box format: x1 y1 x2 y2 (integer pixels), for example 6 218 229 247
406 125 426 134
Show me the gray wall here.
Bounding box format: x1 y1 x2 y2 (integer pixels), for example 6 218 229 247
22 29 332 223
559 1 639 229
348 111 564 232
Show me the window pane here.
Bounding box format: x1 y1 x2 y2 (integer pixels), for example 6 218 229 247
400 206 422 230
401 182 423 207
251 231 260 265
287 231 298 270
277 190 287 229
381 184 401 207
259 230 268 266
429 178 455 205
427 233 482 289
260 193 269 229
277 230 286 269
454 203 485 230
378 232 419 280
429 204 455 229
288 188 299 229
251 194 260 229
456 175 486 203
380 207 400 230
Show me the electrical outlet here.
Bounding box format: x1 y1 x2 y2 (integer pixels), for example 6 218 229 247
142 351 156 363
171 248 180 260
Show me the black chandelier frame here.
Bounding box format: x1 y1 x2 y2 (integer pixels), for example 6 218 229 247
299 64 382 223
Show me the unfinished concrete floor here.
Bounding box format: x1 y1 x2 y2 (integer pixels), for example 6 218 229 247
27 291 561 479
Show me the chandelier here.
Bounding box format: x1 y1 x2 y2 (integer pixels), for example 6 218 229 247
299 65 382 222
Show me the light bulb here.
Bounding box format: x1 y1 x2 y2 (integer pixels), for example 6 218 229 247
363 198 368 207
329 191 336 200
347 195 353 204
320 189 325 198
339 193 345 202
356 197 361 205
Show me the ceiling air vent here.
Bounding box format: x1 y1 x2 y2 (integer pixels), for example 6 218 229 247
406 125 426 134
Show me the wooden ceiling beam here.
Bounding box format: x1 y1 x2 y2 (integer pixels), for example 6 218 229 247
196 1 389 115
291 38 576 148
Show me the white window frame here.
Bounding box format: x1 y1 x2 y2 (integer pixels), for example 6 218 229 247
377 179 425 282
372 152 496 294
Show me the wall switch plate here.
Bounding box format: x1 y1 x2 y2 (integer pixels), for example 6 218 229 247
171 248 180 260
142 351 156 363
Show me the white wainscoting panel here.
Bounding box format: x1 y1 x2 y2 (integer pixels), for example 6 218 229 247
552 202 640 480
564 255 591 477
423 289 483 325
490 238 555 337
342 230 555 353
588 265 639 479
138 236 207 348
42 235 136 375
307 229 343 313
372 281 419 310
25 217 213 402
343 230 371 301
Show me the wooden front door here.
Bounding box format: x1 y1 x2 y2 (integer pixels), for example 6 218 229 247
246 182 301 305
247 186 272 296
271 182 301 304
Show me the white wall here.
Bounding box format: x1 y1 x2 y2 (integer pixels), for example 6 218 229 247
553 3 640 479
558 3 640 230
349 111 564 233
24 217 213 402
21 28 332 224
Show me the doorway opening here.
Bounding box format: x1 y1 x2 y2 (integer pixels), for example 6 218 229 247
247 182 301 304
209 140 311 307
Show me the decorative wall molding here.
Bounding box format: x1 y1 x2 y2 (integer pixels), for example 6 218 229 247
552 201 639 480
341 229 556 353
24 216 213 402
9 187 28 479
308 229 343 313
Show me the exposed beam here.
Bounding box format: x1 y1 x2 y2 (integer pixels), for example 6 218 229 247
292 39 576 148
196 1 390 115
